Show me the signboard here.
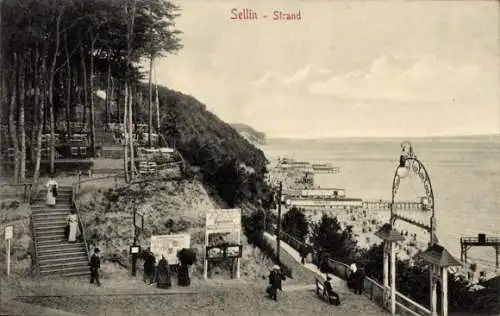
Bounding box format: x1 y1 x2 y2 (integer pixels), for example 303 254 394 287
150 233 190 265
204 209 242 278
4 226 13 240
130 245 141 254
205 244 242 261
226 245 243 258
206 246 225 261
206 209 241 233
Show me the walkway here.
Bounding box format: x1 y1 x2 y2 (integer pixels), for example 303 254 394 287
1 234 389 316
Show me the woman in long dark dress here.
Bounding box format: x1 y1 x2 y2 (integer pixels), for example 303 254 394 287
155 256 171 289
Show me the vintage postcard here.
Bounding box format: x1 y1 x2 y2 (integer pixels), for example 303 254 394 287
0 0 498 315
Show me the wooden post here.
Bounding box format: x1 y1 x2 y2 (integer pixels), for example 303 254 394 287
276 181 282 263
384 241 389 288
496 247 499 269
203 230 208 279
390 240 396 315
6 239 11 276
431 265 438 316
441 267 448 316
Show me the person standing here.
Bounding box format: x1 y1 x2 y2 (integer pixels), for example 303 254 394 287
90 248 101 286
45 175 58 207
65 210 80 243
355 265 365 295
143 249 156 284
156 256 172 289
267 265 283 301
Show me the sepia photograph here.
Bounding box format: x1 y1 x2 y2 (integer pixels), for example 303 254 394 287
0 0 498 315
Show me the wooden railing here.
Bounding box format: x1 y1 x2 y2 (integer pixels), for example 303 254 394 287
460 236 500 245
71 183 91 262
0 182 38 203
29 213 40 276
272 229 431 316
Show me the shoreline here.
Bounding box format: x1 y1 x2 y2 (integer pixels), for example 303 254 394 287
263 149 499 283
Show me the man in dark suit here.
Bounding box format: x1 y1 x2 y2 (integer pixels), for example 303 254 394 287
90 248 101 286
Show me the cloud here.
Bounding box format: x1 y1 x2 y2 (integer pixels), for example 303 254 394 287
250 64 332 89
308 55 489 102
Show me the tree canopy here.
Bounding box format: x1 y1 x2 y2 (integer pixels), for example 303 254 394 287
0 0 182 181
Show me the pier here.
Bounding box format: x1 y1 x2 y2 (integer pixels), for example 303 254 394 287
363 200 423 211
460 235 500 268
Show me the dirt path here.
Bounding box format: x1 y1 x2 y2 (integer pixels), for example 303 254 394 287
2 233 389 316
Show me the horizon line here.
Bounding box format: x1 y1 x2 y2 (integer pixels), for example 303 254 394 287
266 133 500 141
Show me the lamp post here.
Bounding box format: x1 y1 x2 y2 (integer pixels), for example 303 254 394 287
276 181 283 263
131 207 144 277
384 141 460 316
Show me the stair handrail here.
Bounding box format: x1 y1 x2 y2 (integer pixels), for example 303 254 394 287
72 182 91 263
0 181 40 203
29 213 40 276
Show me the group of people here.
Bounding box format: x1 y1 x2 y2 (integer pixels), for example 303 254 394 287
46 176 82 243
143 248 172 289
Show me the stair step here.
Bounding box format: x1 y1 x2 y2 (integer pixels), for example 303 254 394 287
40 265 90 276
39 255 88 264
35 229 65 236
37 233 66 239
37 239 67 246
40 260 89 269
37 243 86 251
38 250 87 260
32 204 72 208
62 270 91 277
34 224 66 230
32 211 69 217
34 221 67 228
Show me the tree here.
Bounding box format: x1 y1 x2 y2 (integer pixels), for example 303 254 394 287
310 214 358 263
281 207 309 244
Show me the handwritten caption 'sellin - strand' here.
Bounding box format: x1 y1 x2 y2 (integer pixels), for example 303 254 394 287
231 8 302 21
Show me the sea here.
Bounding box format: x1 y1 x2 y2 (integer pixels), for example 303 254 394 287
260 135 500 274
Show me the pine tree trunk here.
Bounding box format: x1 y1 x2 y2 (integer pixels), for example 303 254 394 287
33 47 45 185
89 34 96 157
48 10 63 174
148 55 153 148
128 83 134 180
80 45 87 127
105 51 111 126
155 68 160 131
64 32 71 136
9 54 19 183
19 54 26 182
109 77 115 122
123 82 129 182
116 81 121 123
30 50 38 162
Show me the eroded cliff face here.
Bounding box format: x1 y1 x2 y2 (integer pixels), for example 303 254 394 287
230 123 266 145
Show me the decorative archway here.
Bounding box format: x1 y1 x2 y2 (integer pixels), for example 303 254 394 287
379 141 460 316
391 140 437 244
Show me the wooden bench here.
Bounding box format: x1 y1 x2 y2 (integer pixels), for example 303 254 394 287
315 278 341 305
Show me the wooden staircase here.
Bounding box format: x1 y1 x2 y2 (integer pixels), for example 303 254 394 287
31 186 90 276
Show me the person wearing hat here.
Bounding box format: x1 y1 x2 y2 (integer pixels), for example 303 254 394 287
90 248 101 286
323 275 340 305
267 265 283 301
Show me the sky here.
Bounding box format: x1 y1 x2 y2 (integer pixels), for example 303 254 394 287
154 0 499 139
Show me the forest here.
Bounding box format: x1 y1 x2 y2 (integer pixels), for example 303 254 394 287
0 0 182 183
1 0 272 209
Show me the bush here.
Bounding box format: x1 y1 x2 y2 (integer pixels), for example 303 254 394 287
310 214 358 263
281 207 309 244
